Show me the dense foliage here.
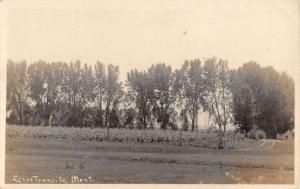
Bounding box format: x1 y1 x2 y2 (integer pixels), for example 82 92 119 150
6 58 294 138
230 62 294 138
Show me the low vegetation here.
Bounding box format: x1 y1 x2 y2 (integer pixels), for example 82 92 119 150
7 124 258 149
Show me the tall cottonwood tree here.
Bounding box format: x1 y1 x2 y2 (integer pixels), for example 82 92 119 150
27 61 64 125
80 63 96 127
148 63 174 129
126 70 152 129
174 59 206 131
104 64 123 136
230 62 264 132
258 66 294 138
43 62 64 115
27 61 47 124
94 61 106 127
59 61 93 127
7 60 29 124
203 58 233 149
277 72 294 132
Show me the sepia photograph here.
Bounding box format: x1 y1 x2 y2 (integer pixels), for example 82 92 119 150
0 0 299 187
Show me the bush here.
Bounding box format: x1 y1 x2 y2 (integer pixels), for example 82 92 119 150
248 128 266 140
256 129 266 139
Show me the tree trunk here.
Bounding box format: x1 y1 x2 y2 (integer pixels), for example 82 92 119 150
218 125 224 149
97 98 103 127
191 104 198 132
179 129 182 146
191 114 195 132
105 105 110 140
143 113 147 129
195 113 198 132
18 111 22 125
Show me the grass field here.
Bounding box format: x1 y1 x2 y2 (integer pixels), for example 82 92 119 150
5 125 294 184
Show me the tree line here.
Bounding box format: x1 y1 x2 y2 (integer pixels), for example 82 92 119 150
6 58 294 139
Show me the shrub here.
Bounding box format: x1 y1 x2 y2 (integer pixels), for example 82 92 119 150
248 128 266 140
256 129 266 139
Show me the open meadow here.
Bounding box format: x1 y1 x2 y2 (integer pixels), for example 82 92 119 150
5 125 294 184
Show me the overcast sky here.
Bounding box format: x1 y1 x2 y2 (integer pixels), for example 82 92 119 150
5 0 299 81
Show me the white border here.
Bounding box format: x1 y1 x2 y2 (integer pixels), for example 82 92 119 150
0 0 299 189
